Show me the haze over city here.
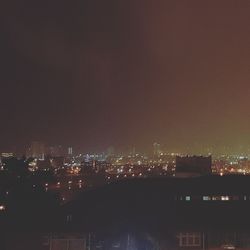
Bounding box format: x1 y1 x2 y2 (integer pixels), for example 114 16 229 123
2 1 250 154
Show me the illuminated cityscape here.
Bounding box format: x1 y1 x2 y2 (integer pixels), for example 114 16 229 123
3 0 250 249
2 144 250 249
2 143 250 205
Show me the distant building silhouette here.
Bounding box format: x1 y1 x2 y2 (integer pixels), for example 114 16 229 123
49 145 64 157
68 147 73 156
27 141 45 160
153 142 161 156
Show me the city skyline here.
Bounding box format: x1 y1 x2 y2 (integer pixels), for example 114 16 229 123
4 140 250 158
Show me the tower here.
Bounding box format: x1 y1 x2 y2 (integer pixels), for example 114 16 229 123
68 147 73 156
153 142 161 156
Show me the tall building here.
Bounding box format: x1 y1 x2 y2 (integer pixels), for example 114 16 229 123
49 145 64 157
107 146 115 157
28 141 45 160
153 142 161 156
68 147 73 156
132 146 136 156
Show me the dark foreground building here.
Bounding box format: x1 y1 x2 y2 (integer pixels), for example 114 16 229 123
2 175 250 249
175 155 212 177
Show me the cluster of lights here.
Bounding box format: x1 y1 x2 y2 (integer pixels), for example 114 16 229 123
108 172 145 180
0 205 5 211
43 179 84 191
180 195 241 202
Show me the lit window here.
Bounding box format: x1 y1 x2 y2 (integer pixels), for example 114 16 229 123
203 196 210 201
178 232 201 247
221 196 229 201
185 196 191 201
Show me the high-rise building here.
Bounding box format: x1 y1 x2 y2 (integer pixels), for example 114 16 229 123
49 145 64 157
28 141 45 160
107 146 115 157
132 146 136 156
68 147 73 156
153 142 161 156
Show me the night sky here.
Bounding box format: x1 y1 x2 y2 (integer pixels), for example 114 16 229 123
2 1 250 154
